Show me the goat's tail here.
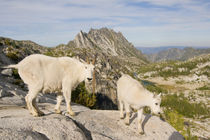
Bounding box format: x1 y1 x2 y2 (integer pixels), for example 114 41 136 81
1 64 18 69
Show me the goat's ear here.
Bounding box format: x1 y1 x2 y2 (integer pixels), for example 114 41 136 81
157 93 162 98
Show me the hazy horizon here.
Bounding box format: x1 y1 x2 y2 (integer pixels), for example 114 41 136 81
1 0 210 47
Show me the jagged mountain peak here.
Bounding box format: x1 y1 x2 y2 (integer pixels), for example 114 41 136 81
68 28 145 60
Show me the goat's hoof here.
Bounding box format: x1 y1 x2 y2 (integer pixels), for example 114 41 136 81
120 116 124 119
125 121 130 125
69 111 75 116
32 113 40 117
38 111 45 116
32 111 44 117
139 131 144 135
55 109 62 114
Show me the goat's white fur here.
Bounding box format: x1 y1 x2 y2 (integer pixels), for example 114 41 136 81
4 54 94 117
117 74 161 134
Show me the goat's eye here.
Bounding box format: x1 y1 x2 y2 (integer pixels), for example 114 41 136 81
155 103 158 105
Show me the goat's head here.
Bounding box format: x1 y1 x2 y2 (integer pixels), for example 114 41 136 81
84 63 95 83
150 93 162 115
83 56 96 83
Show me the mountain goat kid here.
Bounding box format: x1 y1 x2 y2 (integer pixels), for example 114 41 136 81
117 74 161 134
4 54 95 117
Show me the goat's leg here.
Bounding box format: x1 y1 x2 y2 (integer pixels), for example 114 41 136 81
25 94 32 112
26 82 43 117
124 102 130 125
119 100 124 119
32 99 44 116
26 90 40 117
63 89 75 116
138 108 144 134
55 93 63 114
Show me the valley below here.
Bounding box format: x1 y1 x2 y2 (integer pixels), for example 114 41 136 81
138 54 210 139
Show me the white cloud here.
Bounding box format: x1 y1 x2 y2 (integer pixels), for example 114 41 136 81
0 0 210 47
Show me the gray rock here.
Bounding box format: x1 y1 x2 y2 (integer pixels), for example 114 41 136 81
0 88 14 98
0 106 87 140
72 110 184 140
0 92 184 140
1 69 13 76
0 128 49 140
0 88 5 97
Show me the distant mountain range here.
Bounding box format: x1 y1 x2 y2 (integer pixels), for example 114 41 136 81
137 46 210 54
137 47 210 62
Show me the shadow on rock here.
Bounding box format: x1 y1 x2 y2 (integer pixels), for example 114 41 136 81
169 131 184 140
129 113 152 134
130 112 137 124
96 93 118 110
142 114 152 133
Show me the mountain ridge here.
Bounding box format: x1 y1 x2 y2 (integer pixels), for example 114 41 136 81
141 47 210 62
137 46 210 54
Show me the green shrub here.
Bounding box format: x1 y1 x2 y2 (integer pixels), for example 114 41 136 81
164 110 186 136
138 59 200 78
5 39 11 46
161 93 209 119
71 82 97 109
6 52 19 60
197 85 210 90
12 69 21 79
163 110 197 140
44 51 55 57
186 127 198 140
175 80 185 84
141 80 167 94
138 63 156 73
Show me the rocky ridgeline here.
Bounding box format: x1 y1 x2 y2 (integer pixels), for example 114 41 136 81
0 28 147 109
0 37 48 64
69 28 145 59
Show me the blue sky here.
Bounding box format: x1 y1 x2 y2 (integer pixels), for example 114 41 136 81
0 0 210 47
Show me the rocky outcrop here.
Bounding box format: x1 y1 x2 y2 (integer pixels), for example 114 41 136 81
0 76 184 140
0 108 87 140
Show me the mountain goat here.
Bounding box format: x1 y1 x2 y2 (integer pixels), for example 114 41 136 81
4 54 95 117
117 74 161 134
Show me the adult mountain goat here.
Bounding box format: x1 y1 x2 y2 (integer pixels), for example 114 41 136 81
117 74 161 134
4 54 95 117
